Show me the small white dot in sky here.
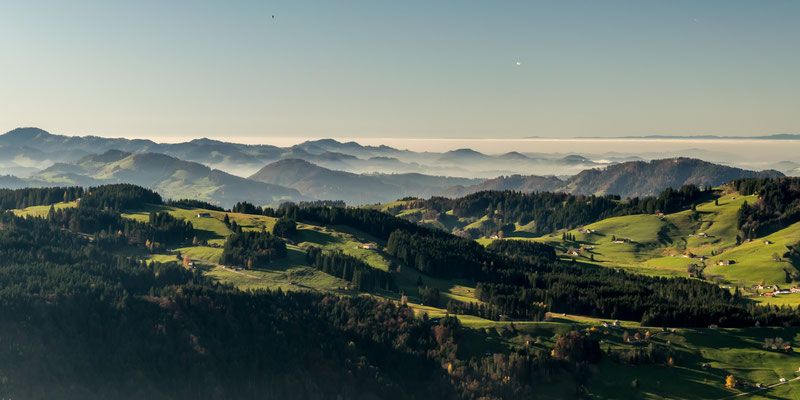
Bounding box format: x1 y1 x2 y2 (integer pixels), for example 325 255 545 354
516 61 521 66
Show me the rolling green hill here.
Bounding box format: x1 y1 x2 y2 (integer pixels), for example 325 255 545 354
439 158 783 199
376 187 800 309
114 203 800 399
10 193 800 399
118 203 478 308
519 191 800 290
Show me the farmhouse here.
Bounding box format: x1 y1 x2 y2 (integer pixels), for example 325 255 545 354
612 238 631 244
362 243 377 250
717 260 735 266
697 232 709 238
578 228 596 234
197 213 212 218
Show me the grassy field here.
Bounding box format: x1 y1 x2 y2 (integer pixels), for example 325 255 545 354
11 201 77 217
705 220 800 287
122 204 279 245
750 293 800 307
476 191 800 295
119 205 430 296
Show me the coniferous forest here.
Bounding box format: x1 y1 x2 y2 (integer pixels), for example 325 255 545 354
2 181 800 399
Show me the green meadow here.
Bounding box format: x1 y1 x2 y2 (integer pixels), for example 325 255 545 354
13 195 800 399
12 201 77 217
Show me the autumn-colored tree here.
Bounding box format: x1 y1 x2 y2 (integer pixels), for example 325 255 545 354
725 375 737 389
183 254 191 268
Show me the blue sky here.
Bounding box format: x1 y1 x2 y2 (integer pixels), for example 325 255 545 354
1 1 798 139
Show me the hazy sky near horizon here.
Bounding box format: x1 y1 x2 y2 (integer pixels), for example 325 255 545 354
1 1 798 140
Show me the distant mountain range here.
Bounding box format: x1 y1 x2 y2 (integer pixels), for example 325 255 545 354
530 134 800 140
0 127 792 206
439 158 784 199
0 127 604 179
249 159 480 205
31 150 303 207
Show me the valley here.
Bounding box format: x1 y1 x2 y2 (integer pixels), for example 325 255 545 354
3 131 800 399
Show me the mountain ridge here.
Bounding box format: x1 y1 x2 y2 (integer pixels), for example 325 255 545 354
249 158 482 205
439 158 784 199
32 150 303 207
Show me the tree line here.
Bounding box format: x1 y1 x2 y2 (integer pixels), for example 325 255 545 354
220 230 287 269
385 226 800 327
734 177 800 239
305 246 396 292
394 185 707 235
0 186 84 210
